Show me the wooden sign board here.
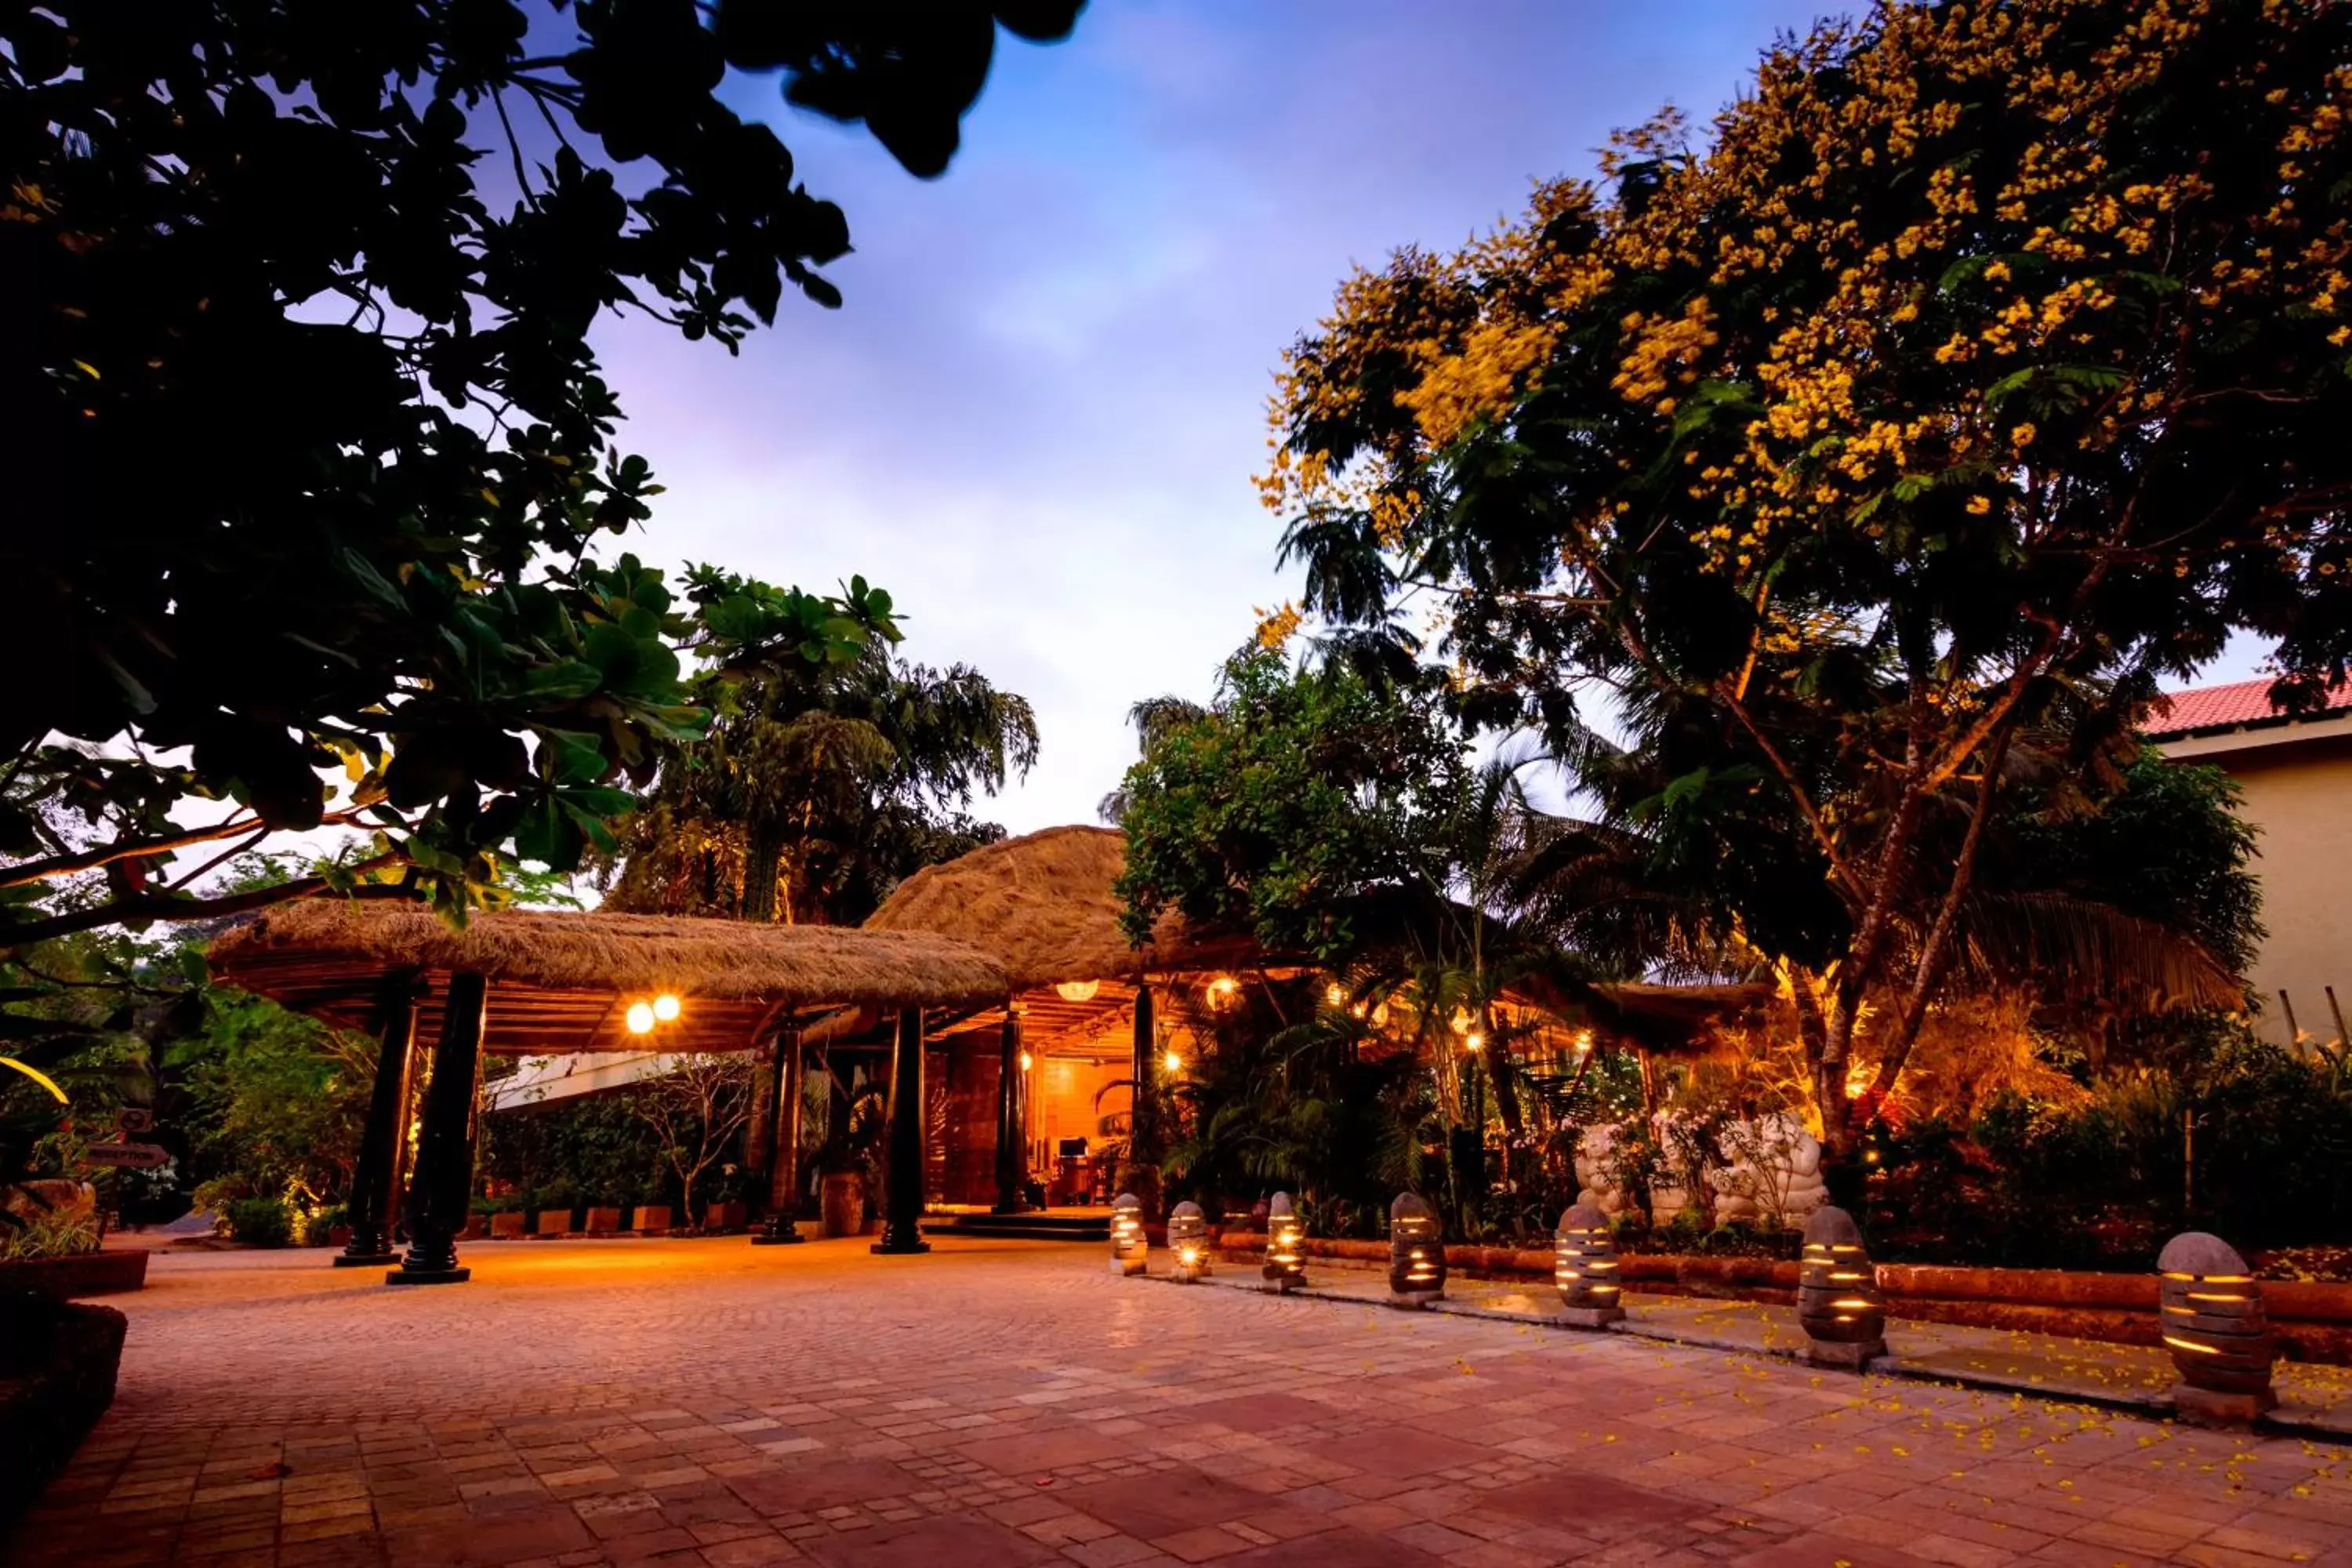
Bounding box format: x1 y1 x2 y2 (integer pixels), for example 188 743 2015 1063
85 1142 169 1171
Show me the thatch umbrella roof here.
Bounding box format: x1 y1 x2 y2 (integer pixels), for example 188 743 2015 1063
209 900 1009 1054
862 824 1261 992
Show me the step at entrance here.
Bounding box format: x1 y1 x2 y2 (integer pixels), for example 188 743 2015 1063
938 1210 1111 1243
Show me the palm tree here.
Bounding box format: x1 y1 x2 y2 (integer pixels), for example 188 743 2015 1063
607 624 1037 925
1097 696 1207 825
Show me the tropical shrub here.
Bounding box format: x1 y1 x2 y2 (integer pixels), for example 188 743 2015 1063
223 1197 292 1249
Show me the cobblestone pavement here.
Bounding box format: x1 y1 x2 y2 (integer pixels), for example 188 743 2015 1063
11 1236 2352 1568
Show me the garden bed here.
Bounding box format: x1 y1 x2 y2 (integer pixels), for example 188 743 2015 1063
0 1250 148 1301
0 1297 128 1533
1215 1232 2352 1366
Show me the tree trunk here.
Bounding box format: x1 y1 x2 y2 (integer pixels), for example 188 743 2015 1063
740 832 781 922
1480 1011 1528 1190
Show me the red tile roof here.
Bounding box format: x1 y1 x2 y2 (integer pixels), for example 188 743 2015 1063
2147 677 2352 739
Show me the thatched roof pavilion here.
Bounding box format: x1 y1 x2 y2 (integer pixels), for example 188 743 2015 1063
863 824 1260 990
210 900 1010 1057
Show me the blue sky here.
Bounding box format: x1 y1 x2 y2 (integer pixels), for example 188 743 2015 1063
590 2 2263 834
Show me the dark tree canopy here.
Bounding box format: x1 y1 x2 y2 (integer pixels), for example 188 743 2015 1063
0 0 1082 945
602 569 1038 927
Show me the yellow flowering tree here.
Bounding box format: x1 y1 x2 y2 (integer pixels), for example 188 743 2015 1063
1265 0 2351 1171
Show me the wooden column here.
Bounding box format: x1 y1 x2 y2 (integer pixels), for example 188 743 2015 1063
992 1004 1029 1214
336 973 419 1267
743 1033 776 1185
753 1025 805 1245
1128 981 1160 1218
872 1007 931 1254
390 971 487 1285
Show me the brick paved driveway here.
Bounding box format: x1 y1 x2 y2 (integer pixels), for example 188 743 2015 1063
10 1236 2351 1567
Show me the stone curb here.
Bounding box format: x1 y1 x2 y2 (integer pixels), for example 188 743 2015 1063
1143 1261 2352 1441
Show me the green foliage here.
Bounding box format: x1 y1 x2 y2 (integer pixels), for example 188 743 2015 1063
1269 0 2352 1154
169 987 371 1211
1116 648 1471 960
1159 976 1430 1236
223 1196 292 1249
0 1199 97 1261
480 1094 670 1207
2 2 1080 947
1868 1026 2352 1268
605 575 1036 925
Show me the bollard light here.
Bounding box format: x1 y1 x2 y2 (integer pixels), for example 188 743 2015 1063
1168 1200 1210 1283
1797 1206 1887 1370
2158 1231 2278 1423
1388 1192 1446 1305
1109 1192 1148 1276
1553 1202 1625 1327
1262 1191 1306 1294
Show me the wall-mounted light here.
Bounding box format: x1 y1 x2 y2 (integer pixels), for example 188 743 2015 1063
652 993 681 1022
625 1001 655 1035
1162 1048 1183 1076
1325 982 1345 1008
1168 1200 1210 1283
1055 979 1101 1003
1018 1050 1034 1073
1465 1033 1485 1052
1207 975 1239 1008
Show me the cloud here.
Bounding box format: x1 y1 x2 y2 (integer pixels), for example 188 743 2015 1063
593 0 1828 832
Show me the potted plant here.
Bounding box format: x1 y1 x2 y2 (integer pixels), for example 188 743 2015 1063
532 1178 579 1240
815 1086 887 1240
481 1195 526 1240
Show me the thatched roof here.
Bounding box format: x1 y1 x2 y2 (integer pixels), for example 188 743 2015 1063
209 900 1009 1054
862 824 1262 993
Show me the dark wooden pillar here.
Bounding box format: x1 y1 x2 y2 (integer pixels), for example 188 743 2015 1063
1128 981 1160 1218
743 1033 776 1185
873 1007 930 1254
390 971 487 1285
993 1004 1029 1214
336 973 419 1267
754 1025 805 1245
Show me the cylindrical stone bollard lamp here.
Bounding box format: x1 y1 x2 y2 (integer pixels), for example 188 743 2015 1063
1797 1206 1887 1369
1167 1200 1210 1283
1388 1192 1446 1305
1109 1192 1148 1276
1553 1202 1625 1327
1262 1192 1306 1294
2158 1231 2278 1422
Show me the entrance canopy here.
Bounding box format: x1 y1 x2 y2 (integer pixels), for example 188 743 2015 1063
209 900 1010 1054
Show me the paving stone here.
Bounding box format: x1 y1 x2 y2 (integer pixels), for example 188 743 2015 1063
9 1238 2352 1568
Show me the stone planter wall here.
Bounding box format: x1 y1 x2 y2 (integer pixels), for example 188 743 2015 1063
630 1206 672 1234
532 1207 575 1239
489 1212 527 1240
1214 1232 2352 1365
584 1207 624 1236
1 1298 127 1532
0 1249 148 1300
